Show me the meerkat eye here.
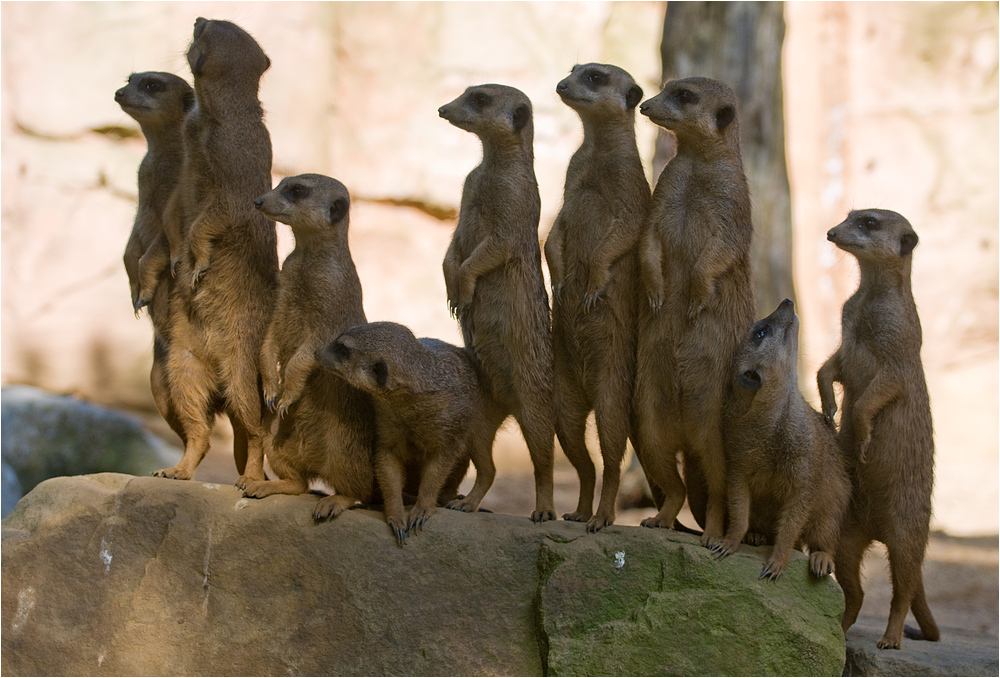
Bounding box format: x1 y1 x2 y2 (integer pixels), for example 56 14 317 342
470 92 491 109
675 88 694 104
144 80 164 93
585 71 605 86
752 326 770 345
284 183 310 201
861 217 880 230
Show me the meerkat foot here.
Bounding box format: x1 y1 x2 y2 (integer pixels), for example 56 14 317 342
241 480 275 498
876 635 902 650
743 532 770 546
562 511 591 523
759 557 787 581
585 512 614 533
313 495 355 521
640 515 670 529
700 529 724 549
407 506 433 533
387 516 407 547
531 508 556 523
710 536 741 560
809 551 835 577
446 496 480 513
152 466 194 480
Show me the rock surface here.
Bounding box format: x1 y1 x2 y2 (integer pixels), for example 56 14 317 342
1 473 845 676
844 620 999 677
1 386 179 517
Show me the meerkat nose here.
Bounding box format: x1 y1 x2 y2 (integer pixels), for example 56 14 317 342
253 197 265 209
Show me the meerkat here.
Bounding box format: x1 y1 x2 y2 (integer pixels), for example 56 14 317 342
711 299 851 580
116 71 194 314
544 64 650 532
318 321 497 545
438 84 557 523
817 209 939 650
633 77 756 547
154 18 278 483
235 174 381 520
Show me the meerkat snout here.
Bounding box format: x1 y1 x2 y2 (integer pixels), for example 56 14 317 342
254 197 264 209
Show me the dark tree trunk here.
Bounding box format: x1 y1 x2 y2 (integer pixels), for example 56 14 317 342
653 1 795 317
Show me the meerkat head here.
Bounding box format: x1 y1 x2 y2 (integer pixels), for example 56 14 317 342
827 209 919 262
438 84 533 144
556 63 643 121
115 71 194 130
187 18 270 83
733 299 799 394
317 322 421 396
639 77 738 145
254 174 350 235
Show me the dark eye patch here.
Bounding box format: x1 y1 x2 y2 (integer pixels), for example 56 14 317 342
582 69 606 89
674 88 698 105
143 79 165 94
861 216 880 231
751 322 770 346
330 341 351 362
470 92 492 109
282 183 310 202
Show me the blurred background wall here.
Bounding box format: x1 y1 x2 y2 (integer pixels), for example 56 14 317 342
1 1 996 535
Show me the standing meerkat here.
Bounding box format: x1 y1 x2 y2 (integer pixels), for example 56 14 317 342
633 77 756 547
545 63 650 531
242 174 378 520
116 71 194 314
318 321 497 545
817 209 939 650
155 18 278 482
438 84 557 523
712 299 851 580
115 71 194 452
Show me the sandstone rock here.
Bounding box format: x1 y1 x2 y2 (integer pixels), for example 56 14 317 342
2 473 845 675
845 619 999 677
0 386 179 516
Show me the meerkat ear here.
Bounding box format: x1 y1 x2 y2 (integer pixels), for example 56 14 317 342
372 360 389 389
899 231 919 256
716 104 736 131
193 53 207 77
193 17 208 39
625 84 644 110
512 104 530 133
182 90 196 113
328 197 349 225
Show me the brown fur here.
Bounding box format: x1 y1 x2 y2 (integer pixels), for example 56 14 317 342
713 300 851 580
116 71 194 314
241 174 378 520
633 77 756 546
319 321 496 544
545 64 650 531
154 18 278 482
817 209 939 650
438 84 556 522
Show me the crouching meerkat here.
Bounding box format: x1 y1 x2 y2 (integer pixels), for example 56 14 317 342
318 321 497 545
244 174 378 521
633 77 756 547
817 209 939 650
545 63 650 531
438 84 557 523
713 299 851 581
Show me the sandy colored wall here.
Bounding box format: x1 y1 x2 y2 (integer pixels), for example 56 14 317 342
1 1 996 534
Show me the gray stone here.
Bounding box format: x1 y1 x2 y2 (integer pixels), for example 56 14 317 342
1 386 179 515
844 619 999 677
2 473 846 676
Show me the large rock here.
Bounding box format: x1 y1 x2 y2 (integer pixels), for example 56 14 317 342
1 473 845 676
1 386 179 516
845 619 999 677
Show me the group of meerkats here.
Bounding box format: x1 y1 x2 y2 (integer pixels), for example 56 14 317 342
116 18 938 651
